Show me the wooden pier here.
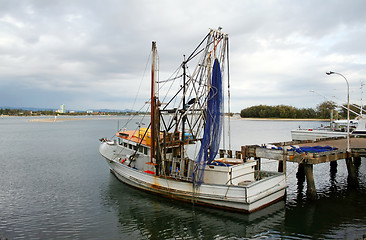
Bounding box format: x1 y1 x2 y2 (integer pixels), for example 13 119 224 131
240 137 366 199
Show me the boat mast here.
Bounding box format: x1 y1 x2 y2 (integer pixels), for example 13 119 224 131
151 41 159 167
181 57 187 162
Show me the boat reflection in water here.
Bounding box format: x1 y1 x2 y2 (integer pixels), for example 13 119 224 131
105 174 289 240
105 168 366 239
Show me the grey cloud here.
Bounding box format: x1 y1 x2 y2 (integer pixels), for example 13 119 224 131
0 0 365 112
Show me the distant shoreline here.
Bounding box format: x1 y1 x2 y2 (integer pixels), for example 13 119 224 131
2 115 331 122
28 117 93 122
238 117 329 121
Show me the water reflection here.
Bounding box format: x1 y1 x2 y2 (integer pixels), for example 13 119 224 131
105 175 287 239
285 187 366 239
104 157 366 239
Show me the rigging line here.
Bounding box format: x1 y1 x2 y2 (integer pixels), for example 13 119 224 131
129 122 152 164
112 104 151 159
119 102 149 130
226 36 231 151
161 69 182 104
185 32 210 63
168 64 194 107
160 111 169 132
131 50 152 112
162 82 185 111
207 38 223 60
186 47 206 64
113 49 151 138
284 155 306 180
157 74 183 83
168 75 204 131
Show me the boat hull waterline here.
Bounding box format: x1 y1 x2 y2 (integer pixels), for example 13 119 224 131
100 142 287 213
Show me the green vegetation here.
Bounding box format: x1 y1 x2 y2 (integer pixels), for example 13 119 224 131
0 108 55 116
240 101 363 119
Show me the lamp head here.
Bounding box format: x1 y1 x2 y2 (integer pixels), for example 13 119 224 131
326 71 334 75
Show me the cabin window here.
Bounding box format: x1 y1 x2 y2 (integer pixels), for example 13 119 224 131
129 144 132 149
143 147 148 155
139 145 143 153
124 142 127 147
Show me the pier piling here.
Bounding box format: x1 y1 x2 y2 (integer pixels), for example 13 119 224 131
304 164 317 199
345 156 358 187
296 163 305 182
330 160 337 170
278 149 287 172
227 150 233 158
255 157 261 171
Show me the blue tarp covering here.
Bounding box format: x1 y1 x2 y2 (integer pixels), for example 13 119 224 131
263 145 337 153
293 145 337 153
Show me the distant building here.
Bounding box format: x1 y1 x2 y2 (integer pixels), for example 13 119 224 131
86 110 93 114
60 104 66 113
56 104 66 113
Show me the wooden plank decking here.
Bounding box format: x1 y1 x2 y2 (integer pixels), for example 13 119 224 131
240 137 365 199
243 137 366 164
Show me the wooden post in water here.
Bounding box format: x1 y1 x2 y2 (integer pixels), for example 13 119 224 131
235 151 241 159
255 157 261 171
296 163 305 182
345 156 358 187
354 156 361 168
304 164 317 199
227 150 233 158
330 160 337 180
241 146 247 162
330 161 337 169
278 149 287 173
219 149 225 158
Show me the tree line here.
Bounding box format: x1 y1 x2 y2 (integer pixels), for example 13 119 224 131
0 108 55 116
240 101 363 119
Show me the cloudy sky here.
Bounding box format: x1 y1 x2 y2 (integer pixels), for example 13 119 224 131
1 0 366 112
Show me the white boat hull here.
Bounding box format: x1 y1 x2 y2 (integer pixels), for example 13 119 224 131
291 129 347 141
100 142 287 213
291 116 366 141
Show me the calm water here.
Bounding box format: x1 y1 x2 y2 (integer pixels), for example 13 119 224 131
0 116 365 239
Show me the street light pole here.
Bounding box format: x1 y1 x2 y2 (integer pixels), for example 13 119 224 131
326 71 350 152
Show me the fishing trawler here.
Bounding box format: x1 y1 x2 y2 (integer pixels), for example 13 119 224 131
99 29 287 213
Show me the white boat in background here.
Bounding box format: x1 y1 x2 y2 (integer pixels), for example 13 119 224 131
291 116 366 141
352 116 366 135
99 29 287 213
